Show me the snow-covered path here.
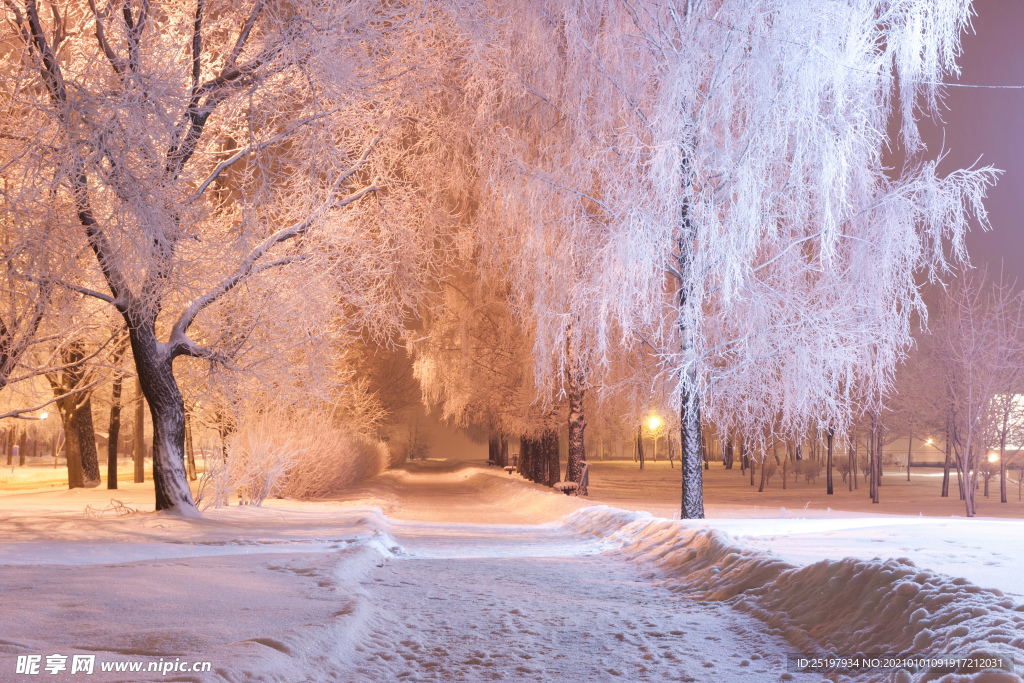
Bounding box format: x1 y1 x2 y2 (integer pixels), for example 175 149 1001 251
348 520 791 681
2 460 1023 682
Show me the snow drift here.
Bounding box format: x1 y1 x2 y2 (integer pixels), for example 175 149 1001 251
567 507 1024 682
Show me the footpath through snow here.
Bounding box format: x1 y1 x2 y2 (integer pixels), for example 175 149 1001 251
0 460 1021 682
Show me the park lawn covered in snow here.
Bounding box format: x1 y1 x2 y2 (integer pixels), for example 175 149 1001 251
0 459 1021 681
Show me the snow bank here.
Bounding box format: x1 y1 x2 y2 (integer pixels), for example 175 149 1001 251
567 507 1024 682
0 503 408 682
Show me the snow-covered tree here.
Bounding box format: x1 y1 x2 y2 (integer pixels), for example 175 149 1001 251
932 270 1024 516
462 0 997 518
2 0 463 513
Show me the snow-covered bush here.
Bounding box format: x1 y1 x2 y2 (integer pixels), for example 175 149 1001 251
196 410 393 508
283 422 393 500
197 415 300 509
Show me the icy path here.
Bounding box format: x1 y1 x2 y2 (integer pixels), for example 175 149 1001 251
348 520 792 681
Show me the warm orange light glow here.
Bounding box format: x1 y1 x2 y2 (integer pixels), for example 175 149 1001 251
988 452 999 463
926 438 933 445
647 415 661 431
39 412 48 419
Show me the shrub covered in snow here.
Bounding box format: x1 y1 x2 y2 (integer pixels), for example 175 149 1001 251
197 411 393 509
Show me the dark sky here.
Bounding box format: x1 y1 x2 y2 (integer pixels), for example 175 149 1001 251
917 0 1024 280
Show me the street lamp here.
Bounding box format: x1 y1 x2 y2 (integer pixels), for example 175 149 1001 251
14 412 48 421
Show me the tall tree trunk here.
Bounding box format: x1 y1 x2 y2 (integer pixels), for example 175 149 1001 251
636 425 645 470
18 430 27 466
125 318 196 514
488 433 499 465
999 409 1008 504
758 452 767 492
679 397 704 520
782 448 788 490
954 445 966 501
795 443 803 461
185 410 197 481
942 419 952 498
500 435 508 468
906 433 912 481
848 440 854 491
826 427 834 495
134 379 146 484
536 434 547 484
47 341 101 487
869 420 878 503
4 427 11 466
566 362 587 485
107 370 123 489
543 428 560 486
724 436 734 470
749 445 755 486
676 230 705 518
873 427 882 503
517 435 530 476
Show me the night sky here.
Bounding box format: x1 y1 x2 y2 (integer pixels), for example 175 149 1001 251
920 0 1024 280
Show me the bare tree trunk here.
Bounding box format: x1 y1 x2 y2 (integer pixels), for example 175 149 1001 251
869 420 878 503
566 363 587 485
134 379 146 484
795 442 803 461
500 435 508 468
4 427 10 466
488 433 499 464
758 452 768 492
18 430 27 466
906 433 912 482
999 410 1008 504
517 435 531 476
848 440 854 491
185 410 197 481
724 435 734 470
543 428 560 486
873 426 882 503
782 450 788 490
826 427 834 495
532 434 545 484
942 420 952 498
121 315 196 514
107 370 123 489
47 341 100 487
636 425 645 470
679 392 704 519
749 445 755 486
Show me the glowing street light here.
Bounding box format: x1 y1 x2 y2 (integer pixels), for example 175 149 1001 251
647 415 661 431
988 452 999 464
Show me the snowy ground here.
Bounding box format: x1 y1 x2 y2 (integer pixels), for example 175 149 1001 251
0 459 1022 682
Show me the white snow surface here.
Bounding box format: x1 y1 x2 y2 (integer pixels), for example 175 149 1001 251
0 460 1021 682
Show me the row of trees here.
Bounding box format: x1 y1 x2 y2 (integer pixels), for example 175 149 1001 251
0 0 1001 517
